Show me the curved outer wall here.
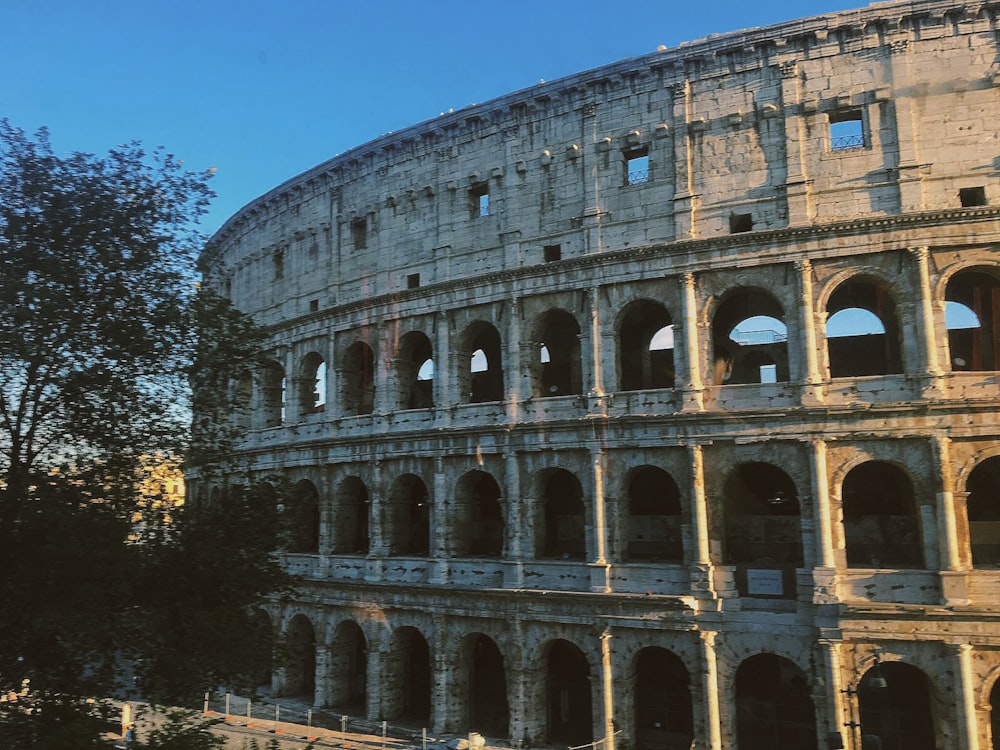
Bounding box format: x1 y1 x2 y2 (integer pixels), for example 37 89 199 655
199 2 1000 748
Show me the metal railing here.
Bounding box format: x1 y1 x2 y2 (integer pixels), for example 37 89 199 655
830 133 865 151
626 169 649 185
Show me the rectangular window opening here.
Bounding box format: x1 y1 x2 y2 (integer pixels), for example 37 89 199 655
470 184 489 217
351 218 368 249
730 213 754 234
625 148 649 185
309 299 319 313
407 273 421 289
273 249 284 280
829 109 865 151
544 244 562 262
960 186 987 207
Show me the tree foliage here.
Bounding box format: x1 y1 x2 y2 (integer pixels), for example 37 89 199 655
0 121 291 748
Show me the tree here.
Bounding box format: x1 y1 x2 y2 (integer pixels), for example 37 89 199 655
0 121 291 747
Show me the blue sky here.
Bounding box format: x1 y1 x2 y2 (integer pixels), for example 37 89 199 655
3 0 863 235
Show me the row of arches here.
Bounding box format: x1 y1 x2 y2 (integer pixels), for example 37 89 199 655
267 455 1000 574
240 267 1000 424
275 613 963 750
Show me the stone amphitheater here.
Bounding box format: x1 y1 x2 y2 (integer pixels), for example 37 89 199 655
195 1 1000 747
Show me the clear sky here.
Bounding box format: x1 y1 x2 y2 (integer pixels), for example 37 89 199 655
4 0 865 236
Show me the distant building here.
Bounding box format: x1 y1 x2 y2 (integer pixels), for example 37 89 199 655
195 2 1000 748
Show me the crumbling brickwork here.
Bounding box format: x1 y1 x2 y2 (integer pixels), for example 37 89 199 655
196 2 1000 747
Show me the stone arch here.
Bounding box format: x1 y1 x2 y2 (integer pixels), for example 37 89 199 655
631 647 693 750
383 626 432 723
857 660 937 750
532 309 583 398
453 470 504 558
283 479 320 554
341 339 375 416
387 473 430 556
617 299 675 391
258 359 285 428
457 632 510 737
330 620 367 713
841 461 923 568
281 613 316 699
825 275 903 377
988 669 1000 750
710 288 789 385
458 321 504 404
544 638 594 746
537 468 586 559
945 266 1000 371
723 462 802 598
396 330 434 410
332 475 370 554
966 455 1000 567
624 465 683 562
296 351 326 416
734 653 816 750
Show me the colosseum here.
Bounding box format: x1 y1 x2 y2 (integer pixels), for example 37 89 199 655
196 1 1000 747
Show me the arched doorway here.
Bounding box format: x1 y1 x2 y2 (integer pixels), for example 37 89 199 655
539 469 585 559
460 633 509 738
618 300 674 391
459 321 504 403
857 661 936 750
734 653 816 750
945 268 1000 371
332 476 370 555
633 647 693 750
330 621 367 713
625 466 683 562
967 456 1000 567
454 470 503 557
842 462 923 568
533 309 582 397
711 289 789 385
825 278 903 377
283 479 320 554
283 614 316 699
388 473 430 556
545 640 593 746
385 627 432 724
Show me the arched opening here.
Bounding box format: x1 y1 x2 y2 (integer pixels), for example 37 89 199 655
966 456 1000 567
633 647 693 750
735 653 816 750
539 469 585 559
454 470 503 557
618 300 675 391
711 291 789 385
946 269 1000 371
723 463 802 598
545 640 593 746
990 677 1000 749
259 360 285 428
330 621 367 713
297 352 326 415
233 371 253 429
283 479 320 554
857 661 936 750
397 331 434 410
459 322 504 404
625 466 683 562
842 462 923 568
332 476 369 555
385 627 432 724
826 279 902 377
388 474 430 556
459 633 509 738
283 615 316 699
534 309 582 397
341 340 375 416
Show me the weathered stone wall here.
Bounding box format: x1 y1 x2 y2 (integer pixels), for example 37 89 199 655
197 2 1000 748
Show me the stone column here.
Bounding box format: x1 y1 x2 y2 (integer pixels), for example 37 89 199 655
314 644 333 708
688 443 715 598
590 446 611 592
431 614 453 733
678 273 705 411
600 630 617 750
434 310 451 411
818 640 846 749
671 81 699 239
366 459 387 582
797 260 825 405
506 296 527 418
504 448 525 587
810 439 839 602
325 336 338 419
910 246 943 395
430 455 450 584
587 286 606 399
699 631 723 750
952 643 981 750
373 322 391 415
935 435 970 605
366 627 384 721
777 60 815 225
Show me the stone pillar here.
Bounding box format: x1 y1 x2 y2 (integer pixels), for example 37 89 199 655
430 455 450 584
366 459 387 582
818 640 846 749
699 631 723 750
810 439 839 602
434 310 451 411
590 446 611 592
373 323 391 415
777 60 815 225
507 296 526 418
283 347 294 425
952 643 981 750
934 435 970 605
688 443 715 598
587 286 606 399
325 336 337 418
910 246 943 395
431 614 453 733
314 644 333 708
671 81 700 239
504 448 525 587
366 627 385 721
678 273 705 411
797 260 825 405
600 630 617 750
885 39 926 212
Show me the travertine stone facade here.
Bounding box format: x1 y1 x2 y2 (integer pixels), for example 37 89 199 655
197 2 1000 748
